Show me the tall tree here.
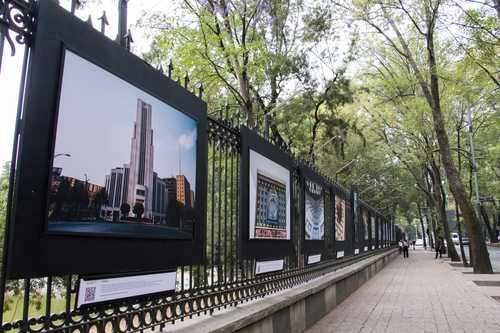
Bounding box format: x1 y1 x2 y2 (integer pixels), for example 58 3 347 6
344 0 493 273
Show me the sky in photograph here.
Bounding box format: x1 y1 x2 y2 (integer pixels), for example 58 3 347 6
53 50 197 190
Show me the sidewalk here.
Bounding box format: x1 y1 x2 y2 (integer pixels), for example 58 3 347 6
306 248 500 333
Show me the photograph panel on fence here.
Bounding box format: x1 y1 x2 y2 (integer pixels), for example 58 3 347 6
249 149 291 240
363 210 369 241
304 179 325 240
335 196 346 241
371 215 376 239
48 50 198 239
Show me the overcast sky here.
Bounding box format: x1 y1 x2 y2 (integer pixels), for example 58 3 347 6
54 50 197 189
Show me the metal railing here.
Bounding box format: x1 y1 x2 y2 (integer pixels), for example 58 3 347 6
0 1 396 332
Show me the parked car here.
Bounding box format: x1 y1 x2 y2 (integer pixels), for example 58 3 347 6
415 239 423 246
451 232 469 245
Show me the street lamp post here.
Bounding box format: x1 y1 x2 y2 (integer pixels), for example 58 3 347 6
335 159 357 182
54 153 71 159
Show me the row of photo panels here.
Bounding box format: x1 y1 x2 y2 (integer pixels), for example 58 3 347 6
241 127 393 273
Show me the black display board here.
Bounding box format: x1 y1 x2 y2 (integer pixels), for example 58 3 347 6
300 165 327 257
6 0 207 278
239 126 295 260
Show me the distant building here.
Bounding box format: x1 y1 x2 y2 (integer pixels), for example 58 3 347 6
190 190 195 208
152 172 168 224
102 165 129 221
165 177 177 203
127 98 155 219
176 175 191 207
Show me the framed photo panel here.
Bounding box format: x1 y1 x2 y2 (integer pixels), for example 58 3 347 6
300 165 327 256
6 0 207 278
334 195 346 242
240 126 295 260
362 209 369 241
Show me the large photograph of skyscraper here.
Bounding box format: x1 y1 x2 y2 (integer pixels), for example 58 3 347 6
47 50 198 239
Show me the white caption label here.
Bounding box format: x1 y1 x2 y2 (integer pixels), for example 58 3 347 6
77 271 176 308
308 254 321 264
354 249 359 255
255 259 284 275
337 251 345 258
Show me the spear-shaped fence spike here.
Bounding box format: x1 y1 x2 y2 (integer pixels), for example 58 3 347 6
168 60 173 78
98 10 109 34
86 15 93 27
158 64 164 74
198 83 204 98
125 29 133 51
184 72 190 89
176 76 180 84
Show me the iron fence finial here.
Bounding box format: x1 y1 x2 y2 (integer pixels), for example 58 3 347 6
168 60 174 78
98 11 109 34
125 29 133 51
198 83 204 99
86 15 93 28
184 72 190 89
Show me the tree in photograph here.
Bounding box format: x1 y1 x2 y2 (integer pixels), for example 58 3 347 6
92 187 108 219
120 202 131 220
133 202 145 220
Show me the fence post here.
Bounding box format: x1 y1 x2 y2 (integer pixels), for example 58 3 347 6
117 0 128 47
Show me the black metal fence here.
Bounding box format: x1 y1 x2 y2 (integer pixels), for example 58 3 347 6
0 1 397 332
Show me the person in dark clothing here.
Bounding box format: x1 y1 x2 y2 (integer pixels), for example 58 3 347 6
435 236 444 259
412 240 416 250
402 239 409 258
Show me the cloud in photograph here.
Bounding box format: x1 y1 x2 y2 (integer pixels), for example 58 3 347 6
177 129 196 151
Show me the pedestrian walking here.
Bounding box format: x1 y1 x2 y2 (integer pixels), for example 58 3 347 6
398 240 403 255
435 236 443 259
402 239 409 258
412 240 416 250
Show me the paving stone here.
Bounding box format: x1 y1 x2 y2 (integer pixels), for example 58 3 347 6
305 249 500 333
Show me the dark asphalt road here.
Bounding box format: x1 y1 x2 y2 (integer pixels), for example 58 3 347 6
453 244 500 271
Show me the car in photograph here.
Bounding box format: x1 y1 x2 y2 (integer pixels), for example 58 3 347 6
416 238 423 246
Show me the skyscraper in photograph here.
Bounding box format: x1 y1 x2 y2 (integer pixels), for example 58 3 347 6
152 172 168 224
176 175 191 207
127 99 155 218
102 164 129 221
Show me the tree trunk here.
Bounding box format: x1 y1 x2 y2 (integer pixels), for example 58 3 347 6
428 164 460 261
480 205 497 243
426 33 492 272
417 203 427 249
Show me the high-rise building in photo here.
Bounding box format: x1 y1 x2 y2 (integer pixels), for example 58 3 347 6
176 175 191 207
127 99 155 219
152 172 168 224
102 164 129 221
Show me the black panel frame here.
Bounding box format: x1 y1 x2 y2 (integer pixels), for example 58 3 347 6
6 0 208 279
239 126 295 260
300 165 327 257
